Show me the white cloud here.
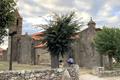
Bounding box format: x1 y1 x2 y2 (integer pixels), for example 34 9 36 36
107 16 119 23
75 0 92 11
34 0 56 4
95 0 120 27
16 0 120 28
106 0 120 6
97 3 112 17
24 17 48 25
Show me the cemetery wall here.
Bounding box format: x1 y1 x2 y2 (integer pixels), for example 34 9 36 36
0 65 80 80
93 67 120 77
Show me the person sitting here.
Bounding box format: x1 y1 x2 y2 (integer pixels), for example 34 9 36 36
67 56 74 67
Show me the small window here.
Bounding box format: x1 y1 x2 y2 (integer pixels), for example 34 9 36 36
17 19 19 26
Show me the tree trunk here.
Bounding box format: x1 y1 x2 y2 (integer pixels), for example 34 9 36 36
51 54 59 68
9 36 13 70
31 47 36 65
100 54 103 67
108 55 113 70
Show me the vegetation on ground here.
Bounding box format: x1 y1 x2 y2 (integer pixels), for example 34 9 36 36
0 61 50 70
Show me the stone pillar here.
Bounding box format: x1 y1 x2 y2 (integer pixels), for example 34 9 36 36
7 37 11 61
19 35 33 64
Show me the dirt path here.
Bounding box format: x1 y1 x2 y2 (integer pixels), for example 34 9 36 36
79 74 120 80
79 68 120 80
79 74 105 80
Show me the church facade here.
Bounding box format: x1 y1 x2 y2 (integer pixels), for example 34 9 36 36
73 18 108 68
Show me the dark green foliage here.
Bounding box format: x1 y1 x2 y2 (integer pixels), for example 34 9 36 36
94 27 120 69
0 0 16 44
45 12 80 57
94 27 116 55
114 29 120 62
43 12 81 68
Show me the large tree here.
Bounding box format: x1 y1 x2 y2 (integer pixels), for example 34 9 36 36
44 12 80 68
0 0 16 44
94 27 120 69
113 29 120 63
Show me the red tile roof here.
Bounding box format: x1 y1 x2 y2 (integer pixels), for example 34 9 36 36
32 31 80 48
32 36 44 40
32 32 45 40
32 32 44 36
32 32 46 48
34 42 47 48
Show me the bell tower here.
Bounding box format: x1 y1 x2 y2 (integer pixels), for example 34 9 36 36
87 17 96 28
8 10 22 61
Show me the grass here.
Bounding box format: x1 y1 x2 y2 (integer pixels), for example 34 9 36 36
0 61 92 75
0 61 50 71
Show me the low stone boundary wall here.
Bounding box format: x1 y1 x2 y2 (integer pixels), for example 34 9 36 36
0 65 80 80
93 67 120 77
99 70 120 77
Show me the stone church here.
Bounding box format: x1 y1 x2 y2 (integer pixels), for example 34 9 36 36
8 11 108 68
73 18 108 68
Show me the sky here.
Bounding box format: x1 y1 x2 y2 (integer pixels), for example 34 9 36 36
1 0 120 49
17 0 120 35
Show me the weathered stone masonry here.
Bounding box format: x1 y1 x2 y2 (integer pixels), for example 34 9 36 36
73 19 109 68
0 65 80 80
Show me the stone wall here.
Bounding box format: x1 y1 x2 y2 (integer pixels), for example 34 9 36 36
73 26 101 68
73 21 109 68
0 65 80 80
93 67 120 77
18 34 33 64
18 35 51 65
0 50 7 61
35 48 50 65
99 70 120 77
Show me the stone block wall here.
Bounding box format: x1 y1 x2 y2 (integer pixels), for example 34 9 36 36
0 50 7 61
18 34 33 64
0 65 80 80
93 67 120 77
35 48 51 65
0 69 63 80
98 70 120 77
73 27 101 68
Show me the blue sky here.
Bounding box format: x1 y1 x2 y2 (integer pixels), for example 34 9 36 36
1 0 120 49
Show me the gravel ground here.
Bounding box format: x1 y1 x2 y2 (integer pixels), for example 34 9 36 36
79 74 120 80
79 68 120 80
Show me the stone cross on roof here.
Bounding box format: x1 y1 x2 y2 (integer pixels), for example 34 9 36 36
90 17 93 21
88 17 96 25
